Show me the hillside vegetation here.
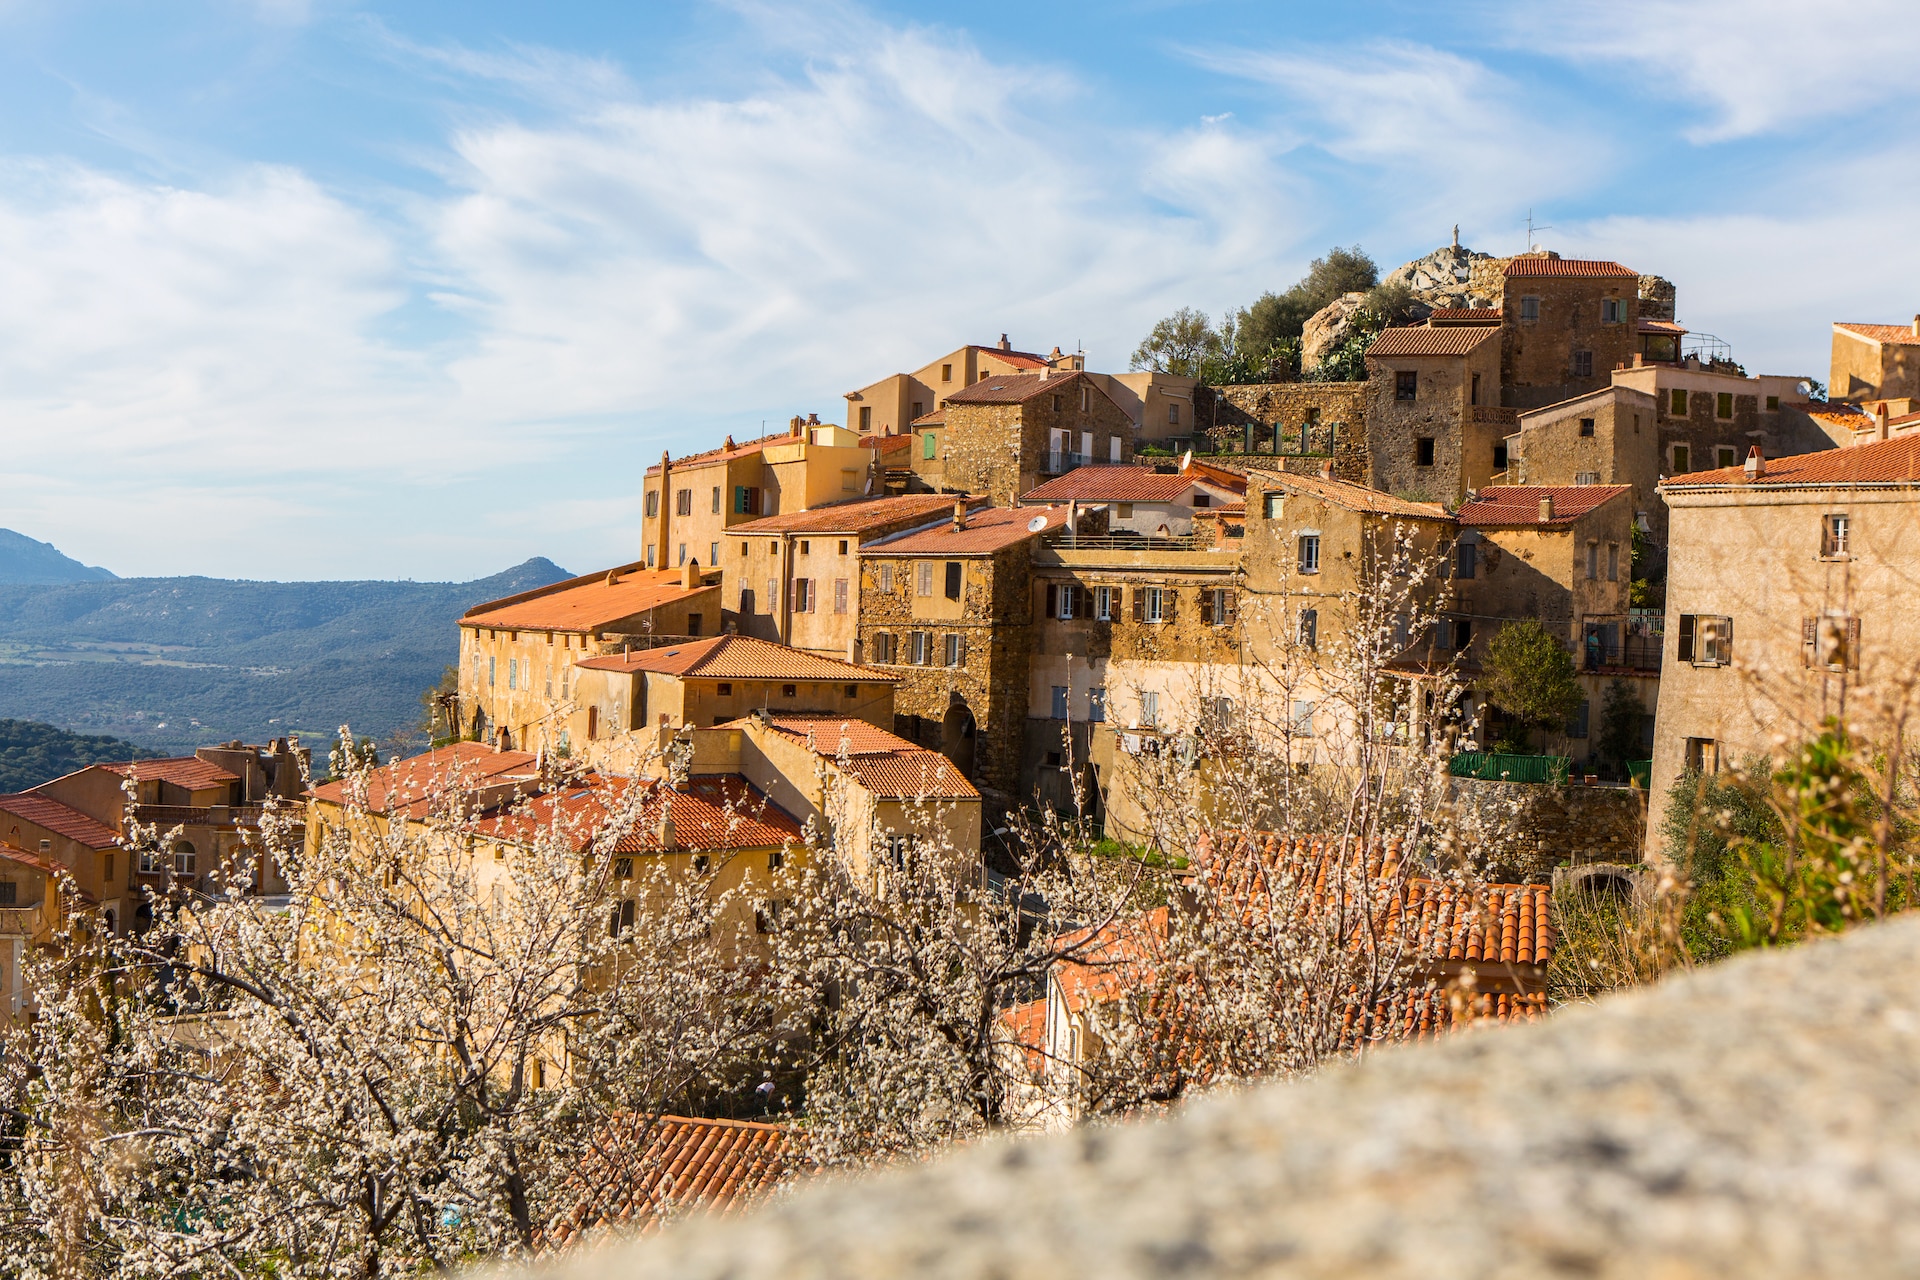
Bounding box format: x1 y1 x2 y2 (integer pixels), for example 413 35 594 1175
0 559 569 754
0 719 159 792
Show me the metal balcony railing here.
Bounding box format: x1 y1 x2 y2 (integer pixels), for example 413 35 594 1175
1043 529 1218 553
1044 451 1091 473
1582 635 1663 673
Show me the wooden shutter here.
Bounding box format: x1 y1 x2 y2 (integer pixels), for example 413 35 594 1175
1133 589 1145 623
1225 591 1237 626
957 635 968 665
1722 616 1732 659
1848 617 1862 670
1165 588 1178 623
1677 614 1695 662
1077 586 1092 619
1045 583 1058 618
1802 617 1816 666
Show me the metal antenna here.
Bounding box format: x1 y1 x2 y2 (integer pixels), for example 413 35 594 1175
1524 208 1553 252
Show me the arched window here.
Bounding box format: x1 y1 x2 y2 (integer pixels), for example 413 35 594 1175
171 841 196 876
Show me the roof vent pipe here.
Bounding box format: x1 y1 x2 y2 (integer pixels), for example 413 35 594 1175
1537 496 1554 523
1745 445 1765 479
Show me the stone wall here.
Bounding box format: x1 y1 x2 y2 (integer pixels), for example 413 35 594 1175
1501 272 1640 410
1445 775 1646 881
1364 337 1503 504
537 913 1920 1280
942 380 1134 506
1206 382 1368 483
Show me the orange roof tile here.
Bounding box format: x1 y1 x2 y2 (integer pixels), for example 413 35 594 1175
862 433 913 458
1835 322 1920 348
1662 433 1920 489
1503 256 1639 278
306 742 542 820
1456 484 1630 527
478 773 802 854
1020 466 1236 504
97 757 239 791
540 1113 804 1251
1367 325 1500 358
737 716 981 799
967 342 1056 369
910 408 947 427
863 503 1073 555
643 430 792 476
575 634 894 682
748 715 916 755
1426 307 1502 324
727 493 983 536
1637 318 1688 335
0 840 71 877
945 370 1106 408
0 793 122 848
1252 469 1453 520
463 567 716 632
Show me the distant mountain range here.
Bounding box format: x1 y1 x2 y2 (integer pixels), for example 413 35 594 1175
0 529 117 584
0 534 569 754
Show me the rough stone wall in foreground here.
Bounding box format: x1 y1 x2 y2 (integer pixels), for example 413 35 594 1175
527 914 1920 1280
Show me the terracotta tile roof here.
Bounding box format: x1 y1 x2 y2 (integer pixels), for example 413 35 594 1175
1020 466 1222 504
1790 401 1873 431
1426 307 1502 324
477 773 802 854
462 567 715 632
574 634 894 683
1000 997 1048 1075
643 430 791 476
1456 484 1631 527
0 841 66 877
306 743 542 820
1637 318 1688 335
0 794 121 848
741 716 981 799
1503 256 1639 278
1835 322 1920 348
727 493 983 536
862 503 1072 555
1661 433 1920 489
861 433 912 458
1251 469 1453 520
1367 325 1500 358
98 757 240 791
944 370 1096 407
540 1113 804 1251
968 343 1055 369
910 408 947 427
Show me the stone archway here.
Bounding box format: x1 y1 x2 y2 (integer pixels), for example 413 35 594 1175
940 702 978 781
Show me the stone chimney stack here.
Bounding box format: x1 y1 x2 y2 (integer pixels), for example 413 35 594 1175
1319 460 1334 481
657 804 676 852
953 500 968 530
1911 314 1919 338
682 557 699 589
657 450 672 566
998 333 1012 351
1745 445 1766 479
1876 403 1891 441
1537 495 1555 523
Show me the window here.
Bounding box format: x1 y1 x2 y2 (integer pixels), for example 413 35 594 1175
1192 492 1212 509
941 362 953 382
1567 699 1591 738
792 578 814 612
609 898 636 937
139 848 162 874
1678 614 1732 666
1766 395 1780 411
675 488 692 516
1456 539 1476 579
677 543 688 566
859 406 872 431
1110 436 1123 462
1670 389 1688 416
843 684 858 698
1520 296 1540 321
1210 588 1234 626
1416 437 1435 467
1297 608 1318 650
1803 614 1860 672
1573 350 1594 378
886 833 914 869
1168 403 1181 426
734 486 760 514
911 401 923 419
923 432 937 460
800 540 810 555
1607 543 1620 582
712 486 721 513
880 562 894 593
1082 386 1091 411
0 882 15 906
1095 585 1116 620
944 561 962 600
943 634 962 666
1291 700 1316 736
834 578 849 613
508 658 518 691
1051 394 1062 412
1716 392 1735 419
1395 370 1418 401
710 541 720 565
1671 444 1690 474
1471 372 1481 406
1089 686 1107 722
1453 619 1473 649
839 540 849 555
488 656 496 687
917 563 934 596
767 578 778 611
1822 513 1850 559
873 633 897 663
687 613 704 636
1056 584 1078 620
1601 297 1626 323
1264 492 1283 519
781 683 797 698
1713 446 1735 469
910 631 930 665
645 490 659 517
739 587 756 614
1686 737 1720 774
1142 586 1166 624
1051 686 1069 719
1298 534 1321 574
172 841 196 876
1579 417 1595 437
104 852 113 883
1586 542 1599 580
1140 690 1160 727
645 544 656 567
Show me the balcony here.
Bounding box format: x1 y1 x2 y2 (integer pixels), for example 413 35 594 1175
1581 634 1663 674
1044 450 1091 474
131 803 268 828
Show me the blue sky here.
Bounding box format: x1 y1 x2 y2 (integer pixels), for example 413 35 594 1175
4 0 1917 580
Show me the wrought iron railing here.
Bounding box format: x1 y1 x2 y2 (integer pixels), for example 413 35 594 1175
1581 636 1663 673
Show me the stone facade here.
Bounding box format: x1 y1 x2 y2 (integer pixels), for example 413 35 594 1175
1364 329 1504 503
941 372 1134 507
1510 386 1664 561
1206 382 1370 484
1830 321 1920 404
1500 259 1642 411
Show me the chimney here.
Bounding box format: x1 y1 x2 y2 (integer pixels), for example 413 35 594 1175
657 450 672 564
682 557 699 589
953 500 968 530
657 805 677 852
1039 366 1050 381
1049 346 1064 363
1318 460 1334 481
1744 445 1765 479
1911 314 1919 338
998 333 1012 351
1876 403 1891 441
1067 498 1078 535
808 412 820 426
1537 495 1555 523
789 416 803 437
723 434 736 451
1632 352 1644 368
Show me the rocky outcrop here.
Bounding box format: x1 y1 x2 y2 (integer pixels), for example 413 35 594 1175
536 915 1920 1280
1301 241 1505 373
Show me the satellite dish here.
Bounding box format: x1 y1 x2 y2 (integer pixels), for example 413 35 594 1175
1026 515 1049 532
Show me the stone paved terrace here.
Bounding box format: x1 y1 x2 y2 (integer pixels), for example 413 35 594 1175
528 917 1920 1279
